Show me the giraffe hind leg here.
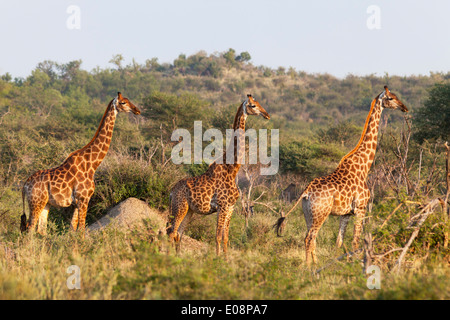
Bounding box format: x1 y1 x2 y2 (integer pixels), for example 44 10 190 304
27 201 48 233
175 210 193 253
302 198 315 264
37 204 50 235
336 214 351 248
216 206 234 257
303 198 328 265
167 197 189 253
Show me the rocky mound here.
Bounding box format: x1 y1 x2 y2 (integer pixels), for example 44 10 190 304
89 197 166 232
88 197 207 253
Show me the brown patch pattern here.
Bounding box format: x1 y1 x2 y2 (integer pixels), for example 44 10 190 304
167 95 270 256
277 87 408 264
21 92 140 234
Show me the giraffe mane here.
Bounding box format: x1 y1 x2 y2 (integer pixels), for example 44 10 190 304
338 94 380 165
64 99 115 160
233 100 247 130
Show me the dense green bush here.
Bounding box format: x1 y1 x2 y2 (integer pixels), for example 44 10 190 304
142 91 211 133
414 82 450 143
279 139 345 177
88 153 182 221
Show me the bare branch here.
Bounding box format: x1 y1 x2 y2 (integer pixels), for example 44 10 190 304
378 202 403 230
0 106 10 125
253 200 279 215
373 248 403 259
393 198 441 273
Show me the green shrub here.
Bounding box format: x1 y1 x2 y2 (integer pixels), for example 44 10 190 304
88 152 181 222
279 139 345 177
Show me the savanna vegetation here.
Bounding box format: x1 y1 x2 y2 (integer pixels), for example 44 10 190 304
0 50 449 299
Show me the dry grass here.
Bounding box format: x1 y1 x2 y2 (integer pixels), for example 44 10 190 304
0 185 449 300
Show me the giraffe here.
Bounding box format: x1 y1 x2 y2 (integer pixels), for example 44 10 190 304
20 92 141 235
167 94 270 255
274 86 408 264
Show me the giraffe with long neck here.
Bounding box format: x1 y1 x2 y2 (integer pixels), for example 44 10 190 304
21 92 141 234
275 86 408 264
167 94 270 255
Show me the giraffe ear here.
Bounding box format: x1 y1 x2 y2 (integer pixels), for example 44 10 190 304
117 92 123 99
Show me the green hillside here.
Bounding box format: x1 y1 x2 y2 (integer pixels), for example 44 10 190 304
0 50 449 300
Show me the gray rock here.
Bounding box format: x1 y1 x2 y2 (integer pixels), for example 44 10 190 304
88 197 166 232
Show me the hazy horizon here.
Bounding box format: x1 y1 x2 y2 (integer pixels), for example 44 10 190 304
1 1 449 79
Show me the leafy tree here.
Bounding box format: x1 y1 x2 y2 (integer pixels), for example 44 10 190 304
414 82 450 143
109 54 124 70
279 140 344 177
276 67 286 76
260 66 273 77
142 91 210 133
236 51 251 63
174 54 187 72
223 48 237 67
1 73 12 82
145 57 160 71
14 69 63 118
36 60 58 81
316 121 362 148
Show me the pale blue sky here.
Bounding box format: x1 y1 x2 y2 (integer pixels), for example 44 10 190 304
1 0 449 78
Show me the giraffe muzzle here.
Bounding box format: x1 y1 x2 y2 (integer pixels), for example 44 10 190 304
260 111 270 120
131 106 141 115
125 98 141 115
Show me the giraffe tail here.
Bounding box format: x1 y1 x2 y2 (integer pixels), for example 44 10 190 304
273 189 308 237
273 216 287 237
166 192 173 235
20 186 27 232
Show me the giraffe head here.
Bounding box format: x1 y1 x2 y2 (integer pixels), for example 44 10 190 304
245 94 270 119
379 86 408 112
113 92 141 115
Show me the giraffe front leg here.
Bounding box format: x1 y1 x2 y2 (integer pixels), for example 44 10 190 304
221 206 234 257
352 209 366 251
351 188 370 251
73 184 94 235
70 207 79 231
77 202 89 235
215 208 227 256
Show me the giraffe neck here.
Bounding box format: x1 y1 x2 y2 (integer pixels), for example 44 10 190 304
339 95 383 177
223 100 248 176
68 99 118 170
